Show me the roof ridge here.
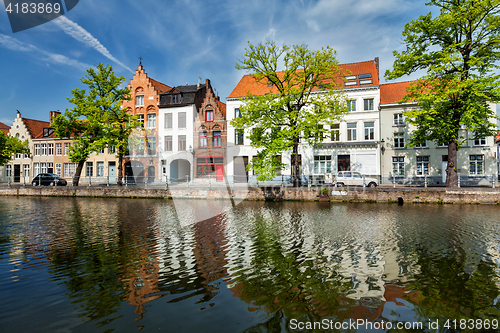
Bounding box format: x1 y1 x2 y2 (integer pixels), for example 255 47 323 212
339 59 377 66
381 79 418 86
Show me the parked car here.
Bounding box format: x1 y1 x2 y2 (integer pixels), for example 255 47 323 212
335 171 378 188
32 174 67 186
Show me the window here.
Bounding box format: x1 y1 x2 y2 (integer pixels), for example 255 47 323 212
15 153 21 159
416 156 429 176
97 148 104 155
40 162 47 174
41 144 47 156
392 156 405 176
64 163 78 178
138 114 144 125
206 109 213 122
136 95 144 106
64 143 70 155
54 163 61 177
108 145 115 154
469 155 484 175
347 100 356 112
359 73 372 79
314 156 332 174
178 112 186 128
196 157 224 178
415 141 427 148
23 164 30 178
164 136 173 151
148 114 156 128
331 124 340 141
213 131 222 147
172 94 181 103
235 129 244 145
97 162 104 177
364 122 374 140
235 108 241 118
474 137 486 146
34 163 39 177
364 99 374 111
347 123 357 141
394 113 404 126
147 137 156 155
34 144 40 156
178 135 186 151
47 143 54 156
24 154 29 159
86 162 93 177
5 165 11 177
56 143 62 156
165 113 172 129
394 133 405 148
136 138 145 156
199 132 207 148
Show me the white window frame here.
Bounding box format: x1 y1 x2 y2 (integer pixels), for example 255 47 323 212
394 133 405 148
34 144 40 156
469 155 484 176
347 123 357 141
392 156 405 176
164 113 172 129
364 122 374 141
5 165 12 177
393 113 404 126
136 95 144 107
55 163 61 177
314 155 332 175
23 164 30 178
148 114 156 128
97 162 104 177
364 98 374 111
474 137 486 146
164 136 173 151
56 143 62 156
48 143 54 156
178 135 186 151
178 112 186 128
347 100 356 112
416 156 429 176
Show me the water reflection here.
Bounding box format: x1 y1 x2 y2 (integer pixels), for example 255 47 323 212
0 197 500 332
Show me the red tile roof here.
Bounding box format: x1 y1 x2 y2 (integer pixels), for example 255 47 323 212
380 81 417 104
150 78 171 94
0 122 9 135
228 59 380 99
22 118 50 139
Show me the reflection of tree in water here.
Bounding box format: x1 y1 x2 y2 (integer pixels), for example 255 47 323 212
47 199 127 328
228 205 353 332
406 244 500 323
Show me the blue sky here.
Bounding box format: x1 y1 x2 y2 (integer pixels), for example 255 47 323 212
0 0 496 126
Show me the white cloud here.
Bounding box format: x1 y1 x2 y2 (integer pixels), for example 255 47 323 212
53 16 133 73
0 34 90 70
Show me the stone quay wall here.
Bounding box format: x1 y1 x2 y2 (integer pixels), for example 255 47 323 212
1 186 500 204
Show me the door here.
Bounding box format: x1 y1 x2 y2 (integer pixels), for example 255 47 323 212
215 164 224 182
338 155 351 171
14 164 20 183
442 155 448 184
109 163 116 183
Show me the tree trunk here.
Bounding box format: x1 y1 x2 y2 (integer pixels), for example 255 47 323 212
117 152 123 186
446 141 458 187
72 160 85 186
292 137 300 187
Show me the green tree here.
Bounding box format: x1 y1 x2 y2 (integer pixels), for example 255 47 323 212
385 0 500 187
0 132 30 166
53 63 133 186
232 41 349 187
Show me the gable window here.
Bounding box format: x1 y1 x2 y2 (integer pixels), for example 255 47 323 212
199 132 207 148
394 133 405 148
364 99 374 111
235 129 244 145
165 113 172 129
331 124 340 141
235 108 241 118
394 113 404 126
213 131 222 147
392 156 405 176
206 109 214 122
347 123 357 141
164 136 172 151
136 95 144 107
347 100 356 112
364 122 374 140
148 114 156 128
416 156 429 176
469 155 484 175
178 112 186 128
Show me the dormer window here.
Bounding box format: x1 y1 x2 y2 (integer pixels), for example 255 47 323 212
43 128 54 137
172 94 181 103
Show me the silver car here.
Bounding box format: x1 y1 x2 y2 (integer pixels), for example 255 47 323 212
335 171 378 188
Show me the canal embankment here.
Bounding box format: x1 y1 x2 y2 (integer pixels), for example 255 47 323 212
1 185 500 204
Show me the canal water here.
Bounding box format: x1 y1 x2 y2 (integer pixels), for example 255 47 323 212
0 197 499 332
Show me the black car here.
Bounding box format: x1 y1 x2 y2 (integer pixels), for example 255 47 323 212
32 174 67 186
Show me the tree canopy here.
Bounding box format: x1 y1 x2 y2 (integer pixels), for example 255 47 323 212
232 41 349 186
0 132 30 167
385 0 500 187
53 63 133 186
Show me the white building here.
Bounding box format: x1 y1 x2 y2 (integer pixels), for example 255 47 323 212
225 59 382 184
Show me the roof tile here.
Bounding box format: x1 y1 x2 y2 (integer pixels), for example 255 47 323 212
0 122 10 135
380 81 417 104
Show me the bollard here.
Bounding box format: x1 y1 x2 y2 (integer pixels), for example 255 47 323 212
23 176 26 187
493 176 495 189
308 177 311 188
458 174 461 188
125 177 128 187
209 173 211 189
165 176 169 190
281 175 284 188
107 175 109 187
424 174 428 188
393 176 396 188
8 177 10 187
186 175 189 188
363 175 366 188
88 175 91 187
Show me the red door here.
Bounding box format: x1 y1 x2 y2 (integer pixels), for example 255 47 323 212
215 164 224 182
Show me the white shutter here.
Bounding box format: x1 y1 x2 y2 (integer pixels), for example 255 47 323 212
356 154 377 175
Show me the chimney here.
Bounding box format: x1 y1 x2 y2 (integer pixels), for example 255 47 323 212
197 77 202 89
16 110 21 118
50 111 61 124
374 57 380 81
